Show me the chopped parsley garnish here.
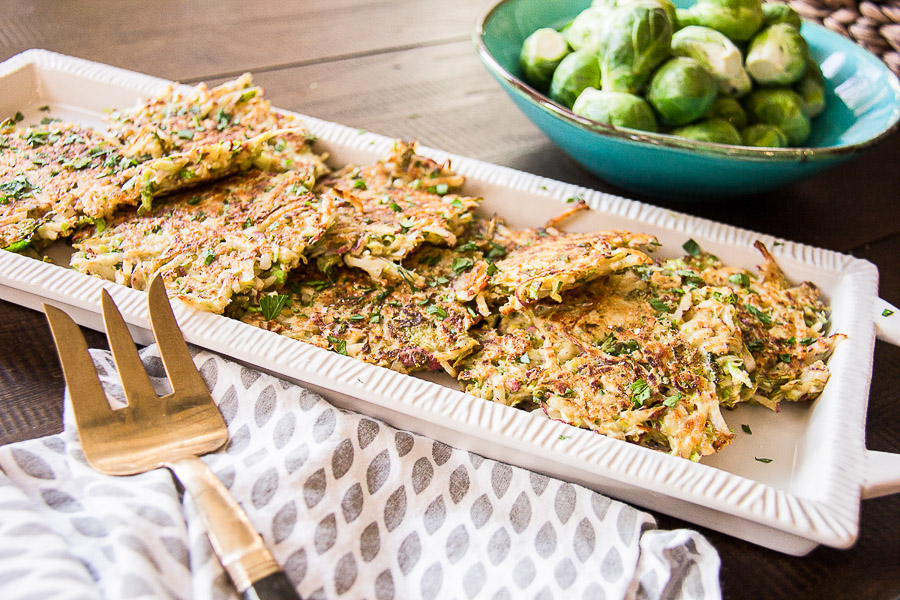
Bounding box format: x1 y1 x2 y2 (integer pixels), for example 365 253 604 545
883 308 895 317
456 241 478 252
744 304 772 325
63 155 92 170
426 305 448 320
741 424 752 435
755 457 773 464
663 392 682 407
348 314 365 322
677 270 705 288
202 250 216 266
0 175 38 204
746 340 764 352
648 298 670 313
486 262 498 276
629 379 651 407
260 294 289 320
326 335 348 355
451 257 475 274
682 238 700 256
187 195 202 205
800 337 816 346
353 179 367 190
242 217 253 229
486 242 507 260
389 202 402 212
450 198 463 208
728 273 750 287
778 353 791 363
38 105 50 112
558 434 569 440
12 111 24 124
93 218 106 233
599 334 639 356
176 129 195 140
566 194 582 204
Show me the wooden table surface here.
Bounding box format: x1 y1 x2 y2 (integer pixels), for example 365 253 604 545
1 1 898 598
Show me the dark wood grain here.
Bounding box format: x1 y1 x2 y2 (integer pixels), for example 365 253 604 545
1 1 899 598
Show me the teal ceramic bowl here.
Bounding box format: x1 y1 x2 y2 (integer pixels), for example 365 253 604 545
474 0 900 199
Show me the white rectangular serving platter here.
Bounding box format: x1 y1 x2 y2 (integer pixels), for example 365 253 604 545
2 49 899 555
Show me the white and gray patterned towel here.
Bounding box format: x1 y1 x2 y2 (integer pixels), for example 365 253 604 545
0 345 722 600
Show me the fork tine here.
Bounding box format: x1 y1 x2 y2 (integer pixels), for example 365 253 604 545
147 275 209 397
101 289 158 406
43 304 116 426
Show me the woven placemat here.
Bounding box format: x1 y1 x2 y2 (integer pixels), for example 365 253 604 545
784 0 900 75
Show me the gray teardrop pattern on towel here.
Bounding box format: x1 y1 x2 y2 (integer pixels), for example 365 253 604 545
0 348 718 600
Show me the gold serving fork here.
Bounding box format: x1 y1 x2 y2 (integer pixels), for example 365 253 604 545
44 276 301 600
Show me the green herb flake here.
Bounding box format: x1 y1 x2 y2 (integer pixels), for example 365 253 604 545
741 424 752 435
260 294 289 320
93 218 106 233
202 250 216 266
755 457 773 464
486 262 498 276
326 335 348 355
353 178 367 190
883 309 895 317
629 379 651 407
348 314 365 322
38 105 50 112
427 305 448 320
176 129 195 140
451 257 475 274
242 217 253 229
728 273 750 287
800 337 817 346
187 195 202 206
648 298 670 313
389 202 402 212
450 198 463 209
12 111 24 124
682 238 700 256
745 304 773 325
778 353 791 364
663 391 682 407
566 193 583 204
369 312 382 323
558 434 570 440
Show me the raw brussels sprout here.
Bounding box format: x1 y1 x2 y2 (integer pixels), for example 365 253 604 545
520 28 572 92
597 3 673 93
794 58 826 118
671 117 742 144
676 0 765 42
549 50 602 109
671 26 752 97
708 97 748 129
572 87 659 132
741 123 789 146
593 0 680 30
762 1 802 28
745 23 809 85
564 7 610 54
744 87 811 145
646 57 718 126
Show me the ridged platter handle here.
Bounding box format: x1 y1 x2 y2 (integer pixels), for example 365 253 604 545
874 298 900 347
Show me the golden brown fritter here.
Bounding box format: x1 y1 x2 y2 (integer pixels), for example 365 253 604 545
71 169 333 313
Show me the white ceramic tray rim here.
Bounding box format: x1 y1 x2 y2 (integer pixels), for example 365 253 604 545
1 49 899 555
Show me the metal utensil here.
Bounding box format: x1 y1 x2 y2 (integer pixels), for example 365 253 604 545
44 276 301 600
